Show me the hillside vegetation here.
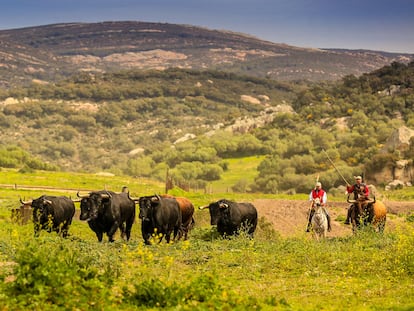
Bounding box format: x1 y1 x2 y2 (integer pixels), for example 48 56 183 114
0 61 414 193
0 21 412 87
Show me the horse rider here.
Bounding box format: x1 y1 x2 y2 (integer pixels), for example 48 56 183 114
306 181 331 232
344 175 370 224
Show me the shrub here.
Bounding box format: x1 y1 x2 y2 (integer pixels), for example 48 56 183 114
123 274 264 309
66 114 97 132
3 237 118 309
365 153 397 174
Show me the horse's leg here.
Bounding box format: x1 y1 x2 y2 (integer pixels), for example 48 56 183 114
351 214 362 234
350 207 358 234
321 207 331 232
377 216 386 233
307 209 315 232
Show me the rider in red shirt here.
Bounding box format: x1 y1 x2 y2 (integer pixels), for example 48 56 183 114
346 175 369 198
306 181 331 232
344 175 369 224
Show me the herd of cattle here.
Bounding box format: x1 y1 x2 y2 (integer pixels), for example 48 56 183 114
18 188 259 244
15 186 388 242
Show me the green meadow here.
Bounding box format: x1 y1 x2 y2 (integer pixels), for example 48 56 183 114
208 155 265 193
0 169 414 310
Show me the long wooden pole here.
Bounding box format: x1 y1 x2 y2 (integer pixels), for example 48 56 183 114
322 149 350 186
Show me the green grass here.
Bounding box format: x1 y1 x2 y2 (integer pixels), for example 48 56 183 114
209 155 265 193
1 168 414 310
0 168 164 195
1 218 414 310
383 187 414 201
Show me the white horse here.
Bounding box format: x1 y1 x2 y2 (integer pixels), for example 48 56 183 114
311 198 328 241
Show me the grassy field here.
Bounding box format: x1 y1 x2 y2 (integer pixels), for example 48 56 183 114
208 155 265 193
0 168 414 310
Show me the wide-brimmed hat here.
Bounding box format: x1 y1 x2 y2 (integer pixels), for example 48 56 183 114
315 182 322 187
354 176 362 180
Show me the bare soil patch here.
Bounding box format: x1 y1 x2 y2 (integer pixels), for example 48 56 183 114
251 199 414 238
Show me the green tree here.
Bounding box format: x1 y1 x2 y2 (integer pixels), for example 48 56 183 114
127 156 155 177
66 114 97 132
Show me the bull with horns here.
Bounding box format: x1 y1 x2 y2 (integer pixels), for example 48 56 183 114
21 195 76 237
77 190 136 242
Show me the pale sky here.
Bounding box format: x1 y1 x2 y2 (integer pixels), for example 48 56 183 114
1 0 413 53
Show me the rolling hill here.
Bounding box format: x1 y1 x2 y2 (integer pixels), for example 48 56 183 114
0 21 412 87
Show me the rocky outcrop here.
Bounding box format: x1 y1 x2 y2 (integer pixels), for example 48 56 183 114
381 126 414 154
224 104 294 134
372 126 414 187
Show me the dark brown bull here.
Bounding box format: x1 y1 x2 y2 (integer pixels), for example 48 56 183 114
162 194 195 240
347 194 387 233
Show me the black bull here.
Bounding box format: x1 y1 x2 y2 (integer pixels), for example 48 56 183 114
138 195 182 244
199 199 258 237
21 195 76 237
78 190 136 242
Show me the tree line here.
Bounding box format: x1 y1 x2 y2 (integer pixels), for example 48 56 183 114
0 62 413 193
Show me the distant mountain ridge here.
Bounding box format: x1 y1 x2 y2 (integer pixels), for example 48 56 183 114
0 21 412 87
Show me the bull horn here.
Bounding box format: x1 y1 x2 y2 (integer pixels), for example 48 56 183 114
219 202 229 208
127 192 140 202
101 192 111 199
199 205 208 210
346 195 356 204
77 191 90 198
20 198 33 205
43 199 52 205
367 196 376 203
151 194 161 202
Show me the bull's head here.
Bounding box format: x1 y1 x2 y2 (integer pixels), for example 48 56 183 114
31 196 53 229
79 191 111 221
218 200 233 222
201 200 228 226
138 195 160 221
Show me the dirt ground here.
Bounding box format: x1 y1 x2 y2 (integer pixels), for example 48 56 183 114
251 199 414 238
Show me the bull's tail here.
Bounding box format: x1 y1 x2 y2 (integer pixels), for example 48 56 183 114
189 216 195 229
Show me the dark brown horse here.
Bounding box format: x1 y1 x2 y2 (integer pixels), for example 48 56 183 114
347 194 387 233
